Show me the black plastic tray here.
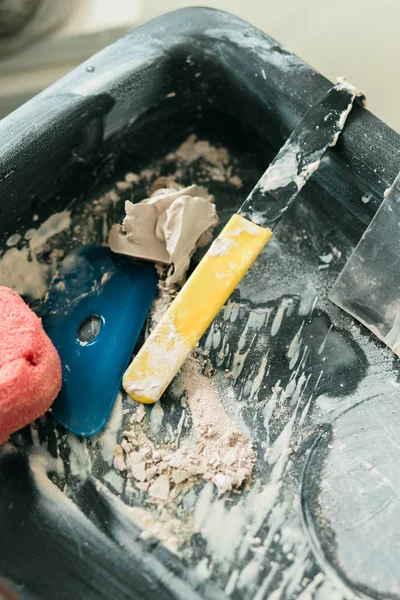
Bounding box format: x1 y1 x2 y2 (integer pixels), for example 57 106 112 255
1 8 400 600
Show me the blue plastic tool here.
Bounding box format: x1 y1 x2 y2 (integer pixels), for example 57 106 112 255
42 246 158 437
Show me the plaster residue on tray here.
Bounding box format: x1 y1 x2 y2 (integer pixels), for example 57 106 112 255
0 133 242 303
166 134 243 189
116 356 256 488
0 210 71 300
111 351 257 550
0 132 256 562
109 177 218 289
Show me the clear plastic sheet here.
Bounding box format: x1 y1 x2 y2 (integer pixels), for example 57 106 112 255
330 171 400 356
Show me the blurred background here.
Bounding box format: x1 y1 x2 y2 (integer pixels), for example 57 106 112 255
0 0 398 131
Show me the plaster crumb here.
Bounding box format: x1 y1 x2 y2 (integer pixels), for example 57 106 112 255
319 253 333 264
113 445 126 472
130 405 145 424
168 134 229 167
113 351 256 551
148 474 170 500
127 506 182 553
166 134 241 187
116 181 132 191
130 462 146 482
125 172 140 184
136 481 151 492
6 233 21 247
0 210 72 300
229 175 243 189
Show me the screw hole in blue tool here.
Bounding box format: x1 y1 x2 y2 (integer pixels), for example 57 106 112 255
77 314 102 345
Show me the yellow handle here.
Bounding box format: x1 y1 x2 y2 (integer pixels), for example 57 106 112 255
123 214 273 403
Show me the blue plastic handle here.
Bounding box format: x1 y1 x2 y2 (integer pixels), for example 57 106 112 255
42 246 158 437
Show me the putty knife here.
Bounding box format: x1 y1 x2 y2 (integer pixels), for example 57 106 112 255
330 171 400 356
123 81 360 404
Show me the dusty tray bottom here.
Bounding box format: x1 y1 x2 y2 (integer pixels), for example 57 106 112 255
0 118 399 600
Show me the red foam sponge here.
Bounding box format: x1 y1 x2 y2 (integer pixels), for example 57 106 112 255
0 286 62 443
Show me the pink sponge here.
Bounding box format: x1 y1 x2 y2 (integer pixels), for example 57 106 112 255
0 286 62 443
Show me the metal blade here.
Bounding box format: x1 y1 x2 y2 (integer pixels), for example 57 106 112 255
330 171 400 357
239 81 361 229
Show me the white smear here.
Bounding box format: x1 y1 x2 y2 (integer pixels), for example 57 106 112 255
225 569 239 596
308 295 319 317
271 299 292 336
101 272 111 286
260 144 299 192
92 477 185 557
102 212 108 243
150 401 164 435
248 308 270 330
30 425 40 448
0 210 72 299
231 219 263 237
287 322 304 370
253 563 280 600
314 579 343 600
206 27 303 73
223 302 240 324
195 557 211 581
103 470 124 494
319 253 333 264
335 76 362 98
24 228 36 240
124 317 192 402
231 348 250 380
212 327 221 349
262 504 287 552
298 278 319 316
267 413 296 466
175 409 186 445
28 452 144 569
361 195 371 204
296 573 325 600
318 325 333 355
268 548 310 600
263 382 281 444
194 483 248 566
338 101 354 132
29 210 71 253
0 247 48 299
29 443 65 478
237 546 266 592
260 140 320 194
249 355 269 402
238 481 281 560
96 392 123 465
290 372 309 408
204 322 215 350
283 376 297 401
6 233 21 247
298 395 313 428
384 185 393 198
67 434 91 480
209 237 233 257
240 382 307 561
